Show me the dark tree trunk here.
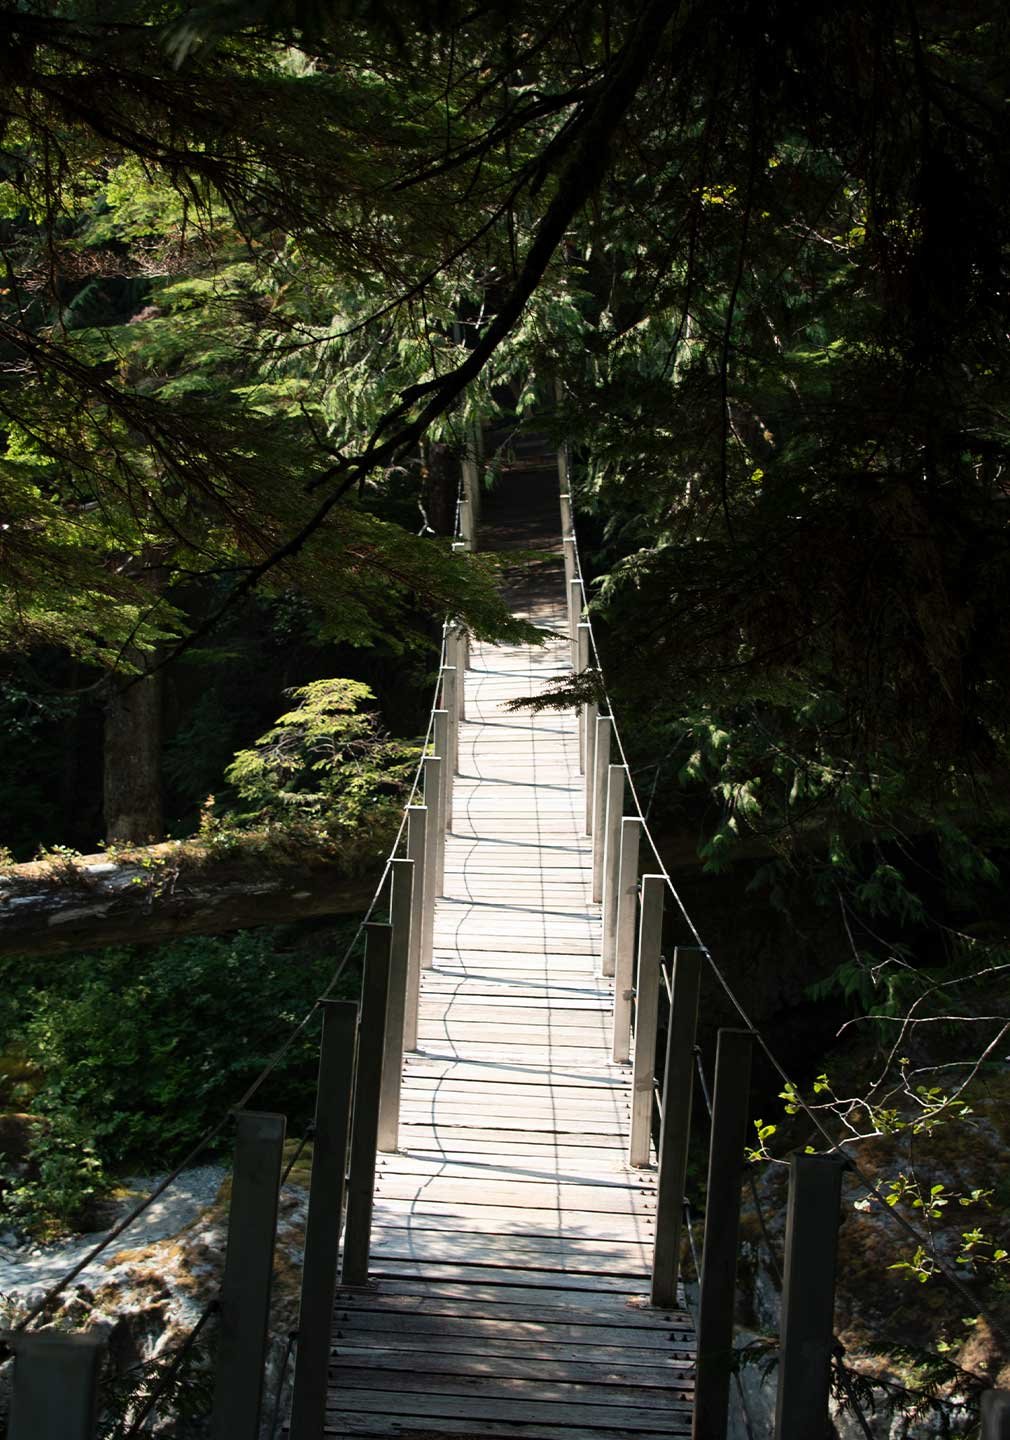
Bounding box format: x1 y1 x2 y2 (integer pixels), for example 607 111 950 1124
424 440 458 535
103 661 163 843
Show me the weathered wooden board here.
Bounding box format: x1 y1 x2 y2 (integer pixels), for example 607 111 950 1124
323 1414 690 1440
331 1310 692 1350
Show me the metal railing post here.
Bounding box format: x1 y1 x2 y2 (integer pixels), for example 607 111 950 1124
982 1392 1010 1439
210 1110 286 1440
560 490 572 535
773 1152 846 1440
463 448 480 541
421 757 441 966
458 496 473 550
440 666 458 780
577 623 590 773
693 1028 754 1440
7 1332 106 1440
651 948 701 1308
288 1001 357 1440
563 535 576 607
405 804 427 1039
449 626 468 716
378 858 413 1153
434 708 451 842
612 817 642 1061
630 875 664 1166
601 763 626 977
341 922 392 1287
591 715 612 901
568 578 583 668
426 720 443 898
557 432 570 492
584 700 599 833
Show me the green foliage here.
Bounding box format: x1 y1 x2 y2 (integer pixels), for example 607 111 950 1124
1 926 358 1232
213 676 418 853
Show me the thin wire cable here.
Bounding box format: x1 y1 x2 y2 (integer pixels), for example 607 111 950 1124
15 493 464 1334
280 1125 315 1188
562 433 1007 1334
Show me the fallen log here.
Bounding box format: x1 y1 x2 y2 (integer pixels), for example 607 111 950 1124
0 837 382 959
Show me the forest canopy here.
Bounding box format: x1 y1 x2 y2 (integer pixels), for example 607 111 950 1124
0 0 1008 981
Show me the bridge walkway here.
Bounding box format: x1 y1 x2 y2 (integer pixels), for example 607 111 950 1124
325 459 696 1437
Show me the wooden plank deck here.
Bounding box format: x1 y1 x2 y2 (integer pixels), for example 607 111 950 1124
325 469 695 1437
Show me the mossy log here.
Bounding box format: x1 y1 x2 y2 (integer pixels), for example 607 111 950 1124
0 838 381 958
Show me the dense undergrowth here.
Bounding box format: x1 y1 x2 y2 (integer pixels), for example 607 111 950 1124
0 920 361 1236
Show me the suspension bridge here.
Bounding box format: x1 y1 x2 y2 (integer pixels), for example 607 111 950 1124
6 431 1004 1440
323 453 695 1437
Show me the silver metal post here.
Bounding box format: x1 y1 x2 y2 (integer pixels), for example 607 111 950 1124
452 626 468 716
288 1001 357 1440
440 667 458 782
612 817 642 1061
211 1110 286 1440
421 758 440 967
563 539 576 623
458 495 473 550
591 715 612 902
378 858 413 1153
430 723 448 893
576 623 590 773
982 1392 1010 1439
630 875 664 1166
8 1332 105 1440
560 491 572 536
557 435 569 492
773 1153 846 1440
568 578 583 668
651 948 701 1308
693 1029 754 1440
463 451 481 537
405 805 427 1042
601 763 626 978
341 923 392 1287
584 700 599 833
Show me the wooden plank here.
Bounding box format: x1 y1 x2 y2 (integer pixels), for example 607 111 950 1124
394 1111 631 1134
330 1346 690 1387
368 1228 652 1269
376 1154 651 1185
331 1317 694 1355
332 1291 679 1328
391 1126 633 1151
323 1386 692 1430
329 1365 693 1408
400 1066 630 1085
373 1179 653 1215
323 1413 690 1439
368 1257 652 1287
369 1201 654 1241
